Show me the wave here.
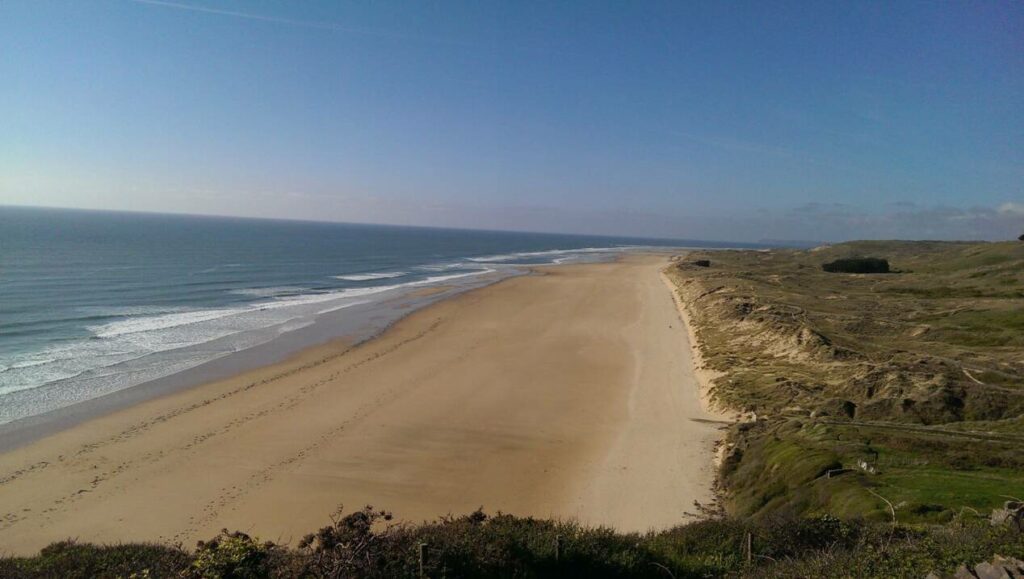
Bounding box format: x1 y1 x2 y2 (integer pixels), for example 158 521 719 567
78 305 189 317
87 307 250 339
316 300 372 315
270 285 405 306
87 293 354 339
0 342 148 398
333 271 408 281
191 263 246 275
416 262 480 272
10 358 56 369
466 247 619 263
411 270 494 285
86 270 494 340
316 270 492 312
0 357 57 374
230 286 308 297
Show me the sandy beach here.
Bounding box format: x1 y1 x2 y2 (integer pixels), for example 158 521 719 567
0 254 728 555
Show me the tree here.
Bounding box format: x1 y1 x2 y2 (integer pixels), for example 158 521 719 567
822 257 890 273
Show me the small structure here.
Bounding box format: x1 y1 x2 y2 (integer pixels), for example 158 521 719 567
694 259 711 268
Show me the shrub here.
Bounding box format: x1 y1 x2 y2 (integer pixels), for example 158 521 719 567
298 506 665 578
822 257 890 273
3 512 1023 578
0 541 190 578
192 530 278 579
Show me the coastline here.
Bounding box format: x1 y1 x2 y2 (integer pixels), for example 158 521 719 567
0 254 727 554
0 272 513 454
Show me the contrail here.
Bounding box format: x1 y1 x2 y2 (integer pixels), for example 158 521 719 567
126 0 473 46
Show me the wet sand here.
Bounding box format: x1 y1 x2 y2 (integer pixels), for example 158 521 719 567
0 254 728 554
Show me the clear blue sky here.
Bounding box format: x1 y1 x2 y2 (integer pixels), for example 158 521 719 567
2 1 1022 241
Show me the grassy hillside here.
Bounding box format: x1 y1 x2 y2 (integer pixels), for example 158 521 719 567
667 240 1024 522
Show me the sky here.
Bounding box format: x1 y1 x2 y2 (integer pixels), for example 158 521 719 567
1 1 1022 242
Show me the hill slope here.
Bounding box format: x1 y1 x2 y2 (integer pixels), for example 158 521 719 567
667 240 1024 520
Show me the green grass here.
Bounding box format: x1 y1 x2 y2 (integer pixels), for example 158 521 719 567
876 467 1024 517
726 418 1024 524
926 308 1024 348
802 421 1024 522
881 285 1023 299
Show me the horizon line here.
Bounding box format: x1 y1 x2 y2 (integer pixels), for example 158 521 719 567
0 202 773 248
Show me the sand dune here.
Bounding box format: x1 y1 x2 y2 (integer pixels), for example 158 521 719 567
0 255 728 554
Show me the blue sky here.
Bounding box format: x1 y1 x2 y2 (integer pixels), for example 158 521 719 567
2 0 1022 242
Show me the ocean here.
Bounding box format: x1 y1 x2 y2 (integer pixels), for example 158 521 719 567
0 206 753 427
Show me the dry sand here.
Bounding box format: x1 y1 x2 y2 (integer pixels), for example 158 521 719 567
0 255 729 554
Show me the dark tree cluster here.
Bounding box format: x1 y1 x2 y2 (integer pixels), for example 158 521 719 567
821 257 890 274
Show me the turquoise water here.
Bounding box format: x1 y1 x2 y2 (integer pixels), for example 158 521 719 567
0 206 755 424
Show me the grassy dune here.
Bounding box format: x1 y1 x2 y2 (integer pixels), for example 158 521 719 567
668 240 1024 522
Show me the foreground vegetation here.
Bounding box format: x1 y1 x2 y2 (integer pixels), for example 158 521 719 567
2 507 1023 578
669 240 1024 522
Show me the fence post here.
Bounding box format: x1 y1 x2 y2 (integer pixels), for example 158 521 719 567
746 532 752 565
419 542 427 578
555 534 562 563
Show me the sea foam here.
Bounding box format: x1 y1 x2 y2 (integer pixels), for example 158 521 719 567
333 271 408 281
466 247 618 263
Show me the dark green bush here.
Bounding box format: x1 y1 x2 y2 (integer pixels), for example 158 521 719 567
0 540 191 578
822 257 890 273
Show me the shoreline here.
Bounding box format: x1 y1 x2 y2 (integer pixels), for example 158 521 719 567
0 271 516 454
0 254 727 554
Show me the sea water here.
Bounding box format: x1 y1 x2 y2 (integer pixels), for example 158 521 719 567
0 206 754 426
